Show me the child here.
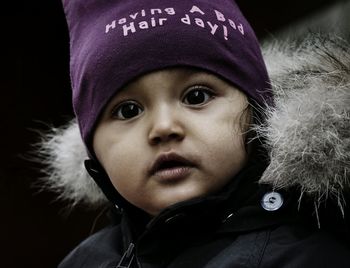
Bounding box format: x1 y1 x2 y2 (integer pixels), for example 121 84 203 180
43 0 350 267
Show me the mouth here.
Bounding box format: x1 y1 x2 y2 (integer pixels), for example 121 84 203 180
149 153 195 181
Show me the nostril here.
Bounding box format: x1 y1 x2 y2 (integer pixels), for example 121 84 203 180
150 132 184 145
151 136 162 144
168 133 183 140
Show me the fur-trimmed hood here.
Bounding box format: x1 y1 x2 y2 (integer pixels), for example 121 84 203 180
260 34 350 214
37 34 350 216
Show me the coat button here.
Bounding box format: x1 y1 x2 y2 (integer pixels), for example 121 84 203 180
261 191 283 211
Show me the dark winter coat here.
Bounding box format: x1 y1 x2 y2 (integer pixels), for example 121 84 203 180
40 35 350 267
58 162 350 268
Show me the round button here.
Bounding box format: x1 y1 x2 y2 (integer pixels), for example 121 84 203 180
261 192 283 211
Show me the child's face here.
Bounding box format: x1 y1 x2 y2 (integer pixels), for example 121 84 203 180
93 68 249 215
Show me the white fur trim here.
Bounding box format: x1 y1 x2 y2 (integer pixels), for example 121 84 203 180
37 119 106 206
259 34 350 212
37 34 350 210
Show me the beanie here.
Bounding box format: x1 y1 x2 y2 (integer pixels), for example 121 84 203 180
62 0 272 157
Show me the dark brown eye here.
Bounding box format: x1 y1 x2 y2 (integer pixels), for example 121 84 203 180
183 87 214 105
113 102 143 120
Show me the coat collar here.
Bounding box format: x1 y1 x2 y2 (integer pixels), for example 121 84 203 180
117 159 299 246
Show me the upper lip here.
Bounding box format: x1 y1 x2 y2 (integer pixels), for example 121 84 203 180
148 152 195 175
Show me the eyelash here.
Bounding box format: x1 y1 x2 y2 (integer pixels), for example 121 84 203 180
111 101 143 120
182 85 215 106
111 85 215 120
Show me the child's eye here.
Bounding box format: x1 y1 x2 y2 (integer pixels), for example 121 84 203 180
112 101 143 120
183 86 215 106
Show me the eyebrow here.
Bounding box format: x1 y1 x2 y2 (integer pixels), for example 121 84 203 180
114 68 222 98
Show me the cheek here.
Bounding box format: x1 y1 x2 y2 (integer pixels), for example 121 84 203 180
202 106 245 148
197 108 247 175
101 144 141 184
101 150 155 213
93 127 143 189
210 129 246 166
97 145 145 208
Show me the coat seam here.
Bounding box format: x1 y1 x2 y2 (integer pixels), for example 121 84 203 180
257 229 271 268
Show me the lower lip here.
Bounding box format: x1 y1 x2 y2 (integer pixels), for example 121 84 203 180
153 166 193 182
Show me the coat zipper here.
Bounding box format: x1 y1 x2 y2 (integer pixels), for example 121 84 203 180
117 243 136 268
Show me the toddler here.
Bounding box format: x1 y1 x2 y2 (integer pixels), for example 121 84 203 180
46 0 350 267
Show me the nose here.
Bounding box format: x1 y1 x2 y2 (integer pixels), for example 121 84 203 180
148 105 185 146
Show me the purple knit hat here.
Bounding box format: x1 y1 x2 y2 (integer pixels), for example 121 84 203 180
62 0 272 157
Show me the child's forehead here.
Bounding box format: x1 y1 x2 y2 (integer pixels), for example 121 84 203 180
119 67 226 92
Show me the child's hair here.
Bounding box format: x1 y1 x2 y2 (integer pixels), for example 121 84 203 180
239 98 269 163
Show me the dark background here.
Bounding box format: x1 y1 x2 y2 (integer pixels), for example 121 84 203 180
2 0 349 267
